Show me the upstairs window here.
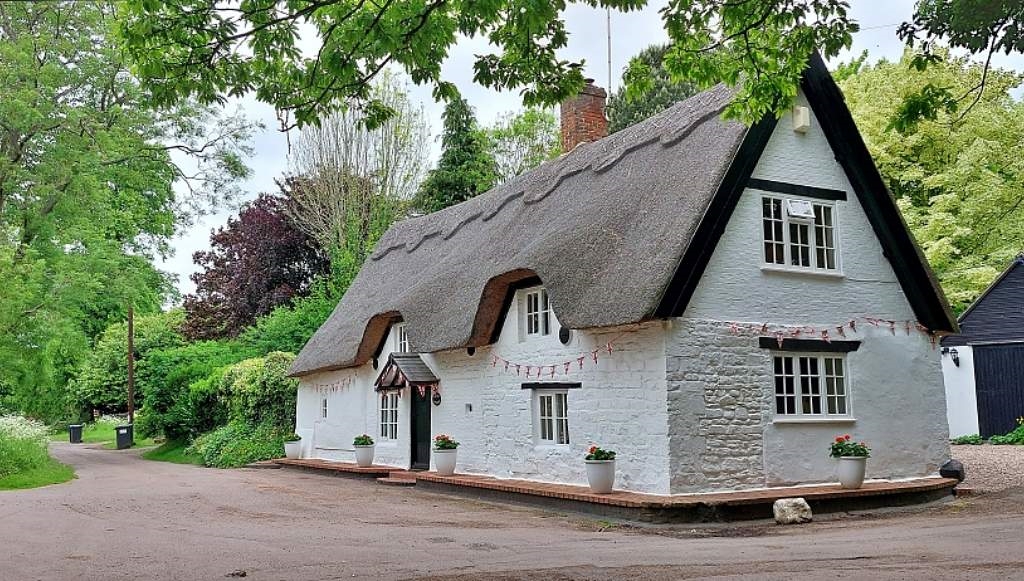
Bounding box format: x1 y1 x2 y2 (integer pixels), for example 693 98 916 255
762 196 837 271
523 287 552 338
773 354 849 417
394 323 410 353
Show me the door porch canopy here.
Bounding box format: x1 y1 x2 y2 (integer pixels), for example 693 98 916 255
374 353 439 393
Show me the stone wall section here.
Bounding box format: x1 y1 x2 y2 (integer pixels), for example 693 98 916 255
667 318 768 493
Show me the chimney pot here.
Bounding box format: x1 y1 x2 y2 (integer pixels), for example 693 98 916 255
560 80 608 152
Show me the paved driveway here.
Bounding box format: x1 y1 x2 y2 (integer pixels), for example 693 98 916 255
2 444 1023 580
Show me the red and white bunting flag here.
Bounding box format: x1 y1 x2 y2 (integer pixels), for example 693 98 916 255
905 321 912 335
491 356 498 367
821 329 831 343
775 332 785 348
564 362 571 374
606 342 613 354
761 322 769 333
577 356 585 369
591 350 599 364
550 366 556 378
729 322 739 335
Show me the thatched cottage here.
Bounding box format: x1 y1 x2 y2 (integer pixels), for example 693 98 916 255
288 54 957 494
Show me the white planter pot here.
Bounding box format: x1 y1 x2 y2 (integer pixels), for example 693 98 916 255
585 459 616 494
837 456 867 489
354 445 375 467
284 441 301 460
434 448 458 475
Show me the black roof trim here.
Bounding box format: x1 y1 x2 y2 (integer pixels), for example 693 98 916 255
758 337 860 352
747 178 847 201
521 382 582 390
654 117 778 317
799 52 956 333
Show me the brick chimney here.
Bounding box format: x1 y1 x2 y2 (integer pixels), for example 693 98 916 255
560 79 608 152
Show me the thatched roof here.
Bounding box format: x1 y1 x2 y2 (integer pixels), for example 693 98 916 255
289 54 957 378
289 85 746 376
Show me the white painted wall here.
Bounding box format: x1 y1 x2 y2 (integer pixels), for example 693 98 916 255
941 346 979 438
295 288 672 494
673 91 950 488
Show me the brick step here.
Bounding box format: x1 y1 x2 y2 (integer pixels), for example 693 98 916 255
377 477 417 487
387 471 418 481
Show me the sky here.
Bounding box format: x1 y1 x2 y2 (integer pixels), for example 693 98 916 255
161 0 1024 296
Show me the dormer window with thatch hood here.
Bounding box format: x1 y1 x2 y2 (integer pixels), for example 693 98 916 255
521 286 552 340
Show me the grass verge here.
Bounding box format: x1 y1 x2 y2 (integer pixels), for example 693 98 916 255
142 440 202 465
0 457 75 491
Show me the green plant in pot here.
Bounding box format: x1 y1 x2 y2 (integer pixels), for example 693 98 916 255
283 433 302 460
433 434 459 475
353 434 375 467
584 445 617 493
829 434 871 489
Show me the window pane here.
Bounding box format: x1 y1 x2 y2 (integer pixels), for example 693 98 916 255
762 198 785 265
813 205 837 270
789 222 810 267
824 357 848 415
774 356 797 415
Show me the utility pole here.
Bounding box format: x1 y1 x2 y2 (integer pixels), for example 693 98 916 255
127 303 135 437
607 8 613 93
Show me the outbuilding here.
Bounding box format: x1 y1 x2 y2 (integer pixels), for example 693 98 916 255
942 255 1024 438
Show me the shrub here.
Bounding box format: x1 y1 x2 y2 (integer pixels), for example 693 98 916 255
353 434 373 446
951 434 984 445
186 421 289 468
222 352 298 431
990 421 1024 445
136 339 255 440
0 415 51 478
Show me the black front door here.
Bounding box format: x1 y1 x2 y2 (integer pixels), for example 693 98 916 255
410 388 431 469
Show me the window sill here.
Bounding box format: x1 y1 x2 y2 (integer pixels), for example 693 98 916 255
760 264 845 279
773 417 856 425
533 443 571 450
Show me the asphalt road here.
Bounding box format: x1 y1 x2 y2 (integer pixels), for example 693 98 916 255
2 443 1023 580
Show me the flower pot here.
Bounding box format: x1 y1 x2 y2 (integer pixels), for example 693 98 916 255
354 444 375 467
837 456 867 489
434 448 457 475
585 459 616 494
284 441 301 460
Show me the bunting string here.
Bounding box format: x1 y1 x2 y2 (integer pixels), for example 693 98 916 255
490 334 624 379
314 376 354 394
721 316 936 348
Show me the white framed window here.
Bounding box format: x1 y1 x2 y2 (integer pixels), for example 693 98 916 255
534 390 569 444
773 354 849 417
522 287 552 338
379 392 399 440
394 323 409 353
321 397 329 419
762 196 838 271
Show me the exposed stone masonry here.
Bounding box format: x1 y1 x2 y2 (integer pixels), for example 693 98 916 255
666 318 769 493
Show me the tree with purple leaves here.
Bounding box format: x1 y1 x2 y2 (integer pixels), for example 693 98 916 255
183 195 329 341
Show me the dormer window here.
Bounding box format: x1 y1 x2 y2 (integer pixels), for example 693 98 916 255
394 323 409 353
762 196 837 271
522 287 552 339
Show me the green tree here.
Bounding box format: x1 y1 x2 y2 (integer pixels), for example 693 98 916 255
608 44 698 133
118 1 1023 128
73 310 186 414
415 97 497 213
840 50 1024 311
485 108 561 183
0 2 255 422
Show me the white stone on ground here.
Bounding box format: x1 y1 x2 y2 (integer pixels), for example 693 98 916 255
952 444 1024 493
773 497 812 525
